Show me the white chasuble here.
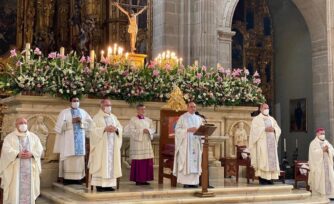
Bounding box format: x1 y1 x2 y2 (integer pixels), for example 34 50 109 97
309 138 334 197
53 108 92 179
89 110 123 187
173 112 203 185
249 113 281 180
0 130 43 204
124 116 155 160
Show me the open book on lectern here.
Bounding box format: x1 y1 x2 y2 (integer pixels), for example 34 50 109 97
193 124 217 136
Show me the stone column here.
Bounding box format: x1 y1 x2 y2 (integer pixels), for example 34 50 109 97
217 29 235 68
152 0 182 59
152 0 237 67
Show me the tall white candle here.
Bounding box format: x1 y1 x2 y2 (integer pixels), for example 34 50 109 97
114 44 117 55
25 43 31 61
284 138 286 152
90 50 95 68
60 47 65 56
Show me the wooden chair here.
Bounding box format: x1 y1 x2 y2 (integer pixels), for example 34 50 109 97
159 144 177 187
158 110 185 187
294 160 310 190
235 145 254 183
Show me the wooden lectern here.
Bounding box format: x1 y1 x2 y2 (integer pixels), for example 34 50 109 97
194 124 217 197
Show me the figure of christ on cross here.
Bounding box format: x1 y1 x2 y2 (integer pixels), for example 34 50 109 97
112 2 147 53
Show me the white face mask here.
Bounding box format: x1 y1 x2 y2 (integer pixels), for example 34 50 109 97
72 102 80 109
318 134 325 140
262 109 270 116
19 124 28 132
104 106 112 114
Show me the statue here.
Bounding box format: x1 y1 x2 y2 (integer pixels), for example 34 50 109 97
30 116 49 157
113 2 147 53
234 122 248 146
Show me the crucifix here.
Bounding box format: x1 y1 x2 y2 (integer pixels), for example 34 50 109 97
112 1 147 53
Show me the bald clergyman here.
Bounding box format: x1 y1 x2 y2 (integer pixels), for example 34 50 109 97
0 117 43 204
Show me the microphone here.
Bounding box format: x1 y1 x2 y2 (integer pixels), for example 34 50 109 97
195 111 207 123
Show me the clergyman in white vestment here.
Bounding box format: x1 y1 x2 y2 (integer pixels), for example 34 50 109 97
308 128 334 199
249 103 281 185
125 104 155 185
89 99 123 192
173 101 203 188
0 117 43 204
53 97 92 185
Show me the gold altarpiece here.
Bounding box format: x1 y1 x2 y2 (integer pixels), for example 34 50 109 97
232 0 274 106
1 0 153 58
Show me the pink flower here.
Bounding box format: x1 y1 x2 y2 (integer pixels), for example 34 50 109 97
101 58 109 64
16 61 23 67
57 53 66 59
153 69 160 77
232 69 242 77
10 49 17 57
217 76 222 81
99 66 107 73
201 66 207 72
83 66 92 74
148 60 157 69
165 63 171 70
254 71 260 77
79 56 86 63
48 52 57 59
253 78 261 85
218 66 225 73
196 73 202 79
86 57 91 63
34 48 42 56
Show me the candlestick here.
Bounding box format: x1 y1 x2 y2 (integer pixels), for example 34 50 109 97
217 63 221 68
284 138 286 152
90 50 95 68
194 60 199 67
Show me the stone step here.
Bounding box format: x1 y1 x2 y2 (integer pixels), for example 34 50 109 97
50 182 295 200
39 182 326 204
40 188 326 204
